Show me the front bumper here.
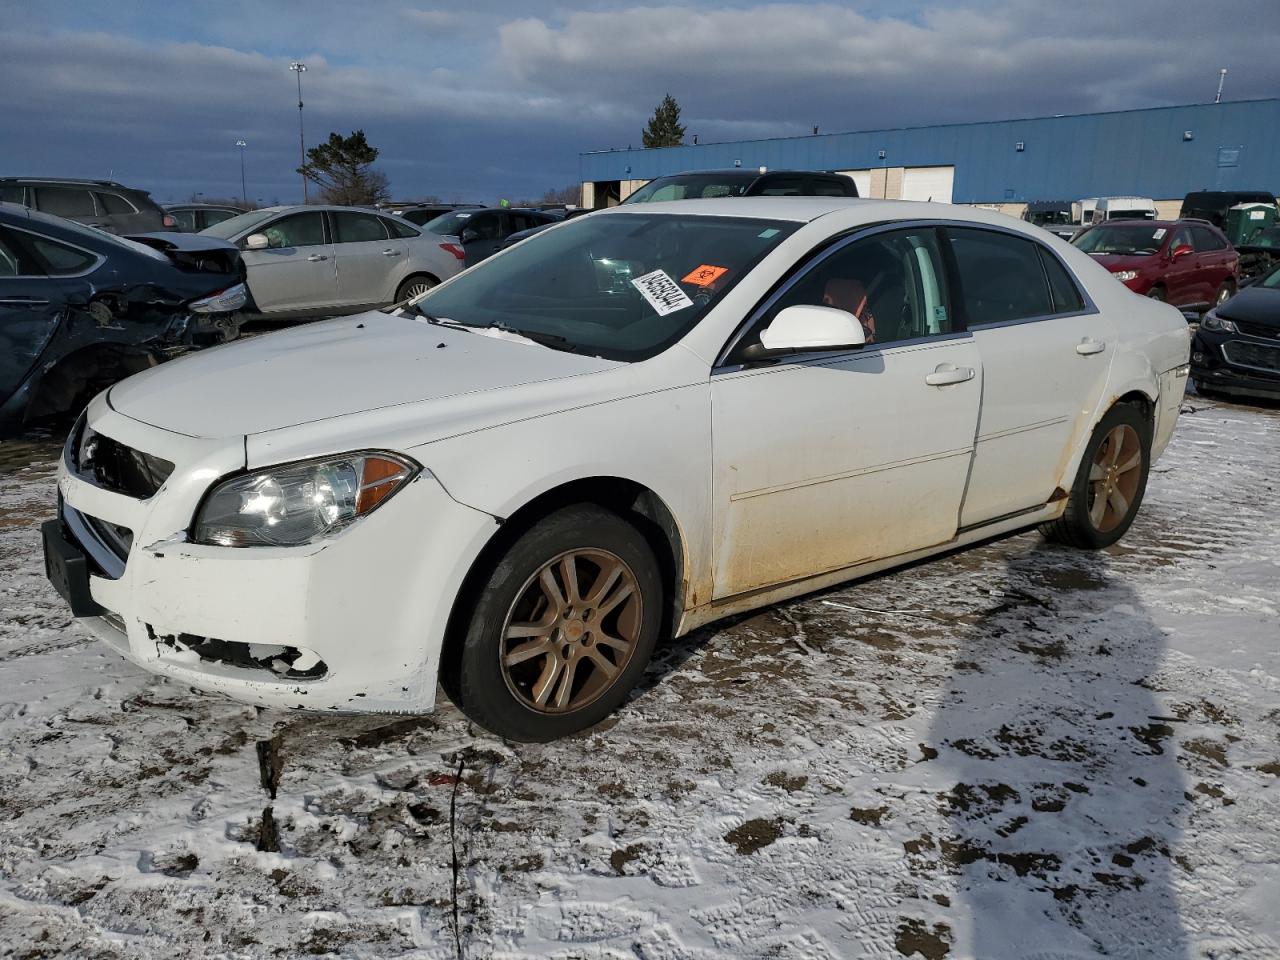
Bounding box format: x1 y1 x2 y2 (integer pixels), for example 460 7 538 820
50 396 498 713
1191 329 1280 399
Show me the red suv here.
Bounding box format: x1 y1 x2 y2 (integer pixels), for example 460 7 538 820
1072 219 1239 310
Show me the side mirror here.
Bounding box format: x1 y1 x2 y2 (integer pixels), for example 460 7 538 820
1171 243 1193 260
755 304 867 354
245 233 269 250
459 227 479 244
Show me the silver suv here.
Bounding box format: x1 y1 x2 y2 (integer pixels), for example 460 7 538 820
0 178 175 233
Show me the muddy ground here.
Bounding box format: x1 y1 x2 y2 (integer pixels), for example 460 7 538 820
1 396 1277 959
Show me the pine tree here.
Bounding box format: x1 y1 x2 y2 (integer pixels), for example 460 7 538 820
297 129 390 206
642 94 686 149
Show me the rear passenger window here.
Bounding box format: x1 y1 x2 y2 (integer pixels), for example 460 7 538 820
333 212 389 243
28 236 97 275
170 209 198 232
1038 250 1086 313
1 185 26 205
755 176 807 196
37 186 96 218
0 230 37 275
95 192 136 214
763 228 953 347
809 177 856 197
1190 226 1228 251
947 228 1055 325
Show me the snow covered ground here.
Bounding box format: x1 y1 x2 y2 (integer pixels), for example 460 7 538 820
1 396 1277 959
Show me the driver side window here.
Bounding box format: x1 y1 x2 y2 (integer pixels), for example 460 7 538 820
262 212 325 249
762 228 953 347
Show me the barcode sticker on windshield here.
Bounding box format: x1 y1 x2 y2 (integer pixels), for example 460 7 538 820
632 269 694 316
1153 228 1167 240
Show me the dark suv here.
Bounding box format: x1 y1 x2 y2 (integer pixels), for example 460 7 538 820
1179 191 1277 230
0 178 175 233
621 169 858 204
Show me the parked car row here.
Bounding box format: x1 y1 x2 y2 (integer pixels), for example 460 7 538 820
1 177 177 233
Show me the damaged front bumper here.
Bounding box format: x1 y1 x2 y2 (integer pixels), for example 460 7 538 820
47 396 498 713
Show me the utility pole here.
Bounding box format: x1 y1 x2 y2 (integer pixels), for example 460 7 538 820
235 139 247 206
290 61 308 202
1215 68 1227 104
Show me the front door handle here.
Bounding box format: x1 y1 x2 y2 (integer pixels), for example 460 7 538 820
924 363 975 386
1076 337 1107 356
380 248 401 257
0 297 51 307
306 254 329 262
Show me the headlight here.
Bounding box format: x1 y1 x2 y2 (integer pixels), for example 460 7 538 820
1111 270 1140 282
193 451 419 547
1200 310 1237 333
189 282 248 314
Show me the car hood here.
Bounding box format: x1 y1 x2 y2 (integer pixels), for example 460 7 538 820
108 312 620 439
1218 286 1280 327
1085 253 1153 272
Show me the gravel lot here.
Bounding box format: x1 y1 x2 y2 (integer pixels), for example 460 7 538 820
1 395 1277 959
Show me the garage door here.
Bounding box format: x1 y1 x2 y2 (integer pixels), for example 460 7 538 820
838 170 872 198
901 166 954 203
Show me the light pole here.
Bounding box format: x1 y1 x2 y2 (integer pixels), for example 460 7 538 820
235 139 247 206
290 61 308 202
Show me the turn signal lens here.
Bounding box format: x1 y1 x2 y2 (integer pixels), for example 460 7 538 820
193 451 420 547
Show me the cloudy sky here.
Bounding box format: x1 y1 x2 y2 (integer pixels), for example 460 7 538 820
4 0 1278 205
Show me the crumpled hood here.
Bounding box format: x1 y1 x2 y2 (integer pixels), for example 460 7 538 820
108 312 619 439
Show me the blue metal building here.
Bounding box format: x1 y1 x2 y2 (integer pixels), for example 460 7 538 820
579 98 1280 206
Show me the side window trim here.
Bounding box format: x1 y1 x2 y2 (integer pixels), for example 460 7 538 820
8 226 104 278
716 219 964 369
943 224 1098 331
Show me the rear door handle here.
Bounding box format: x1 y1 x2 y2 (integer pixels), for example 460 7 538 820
1076 337 1107 356
924 363 975 386
380 248 401 257
0 297 51 307
306 254 329 262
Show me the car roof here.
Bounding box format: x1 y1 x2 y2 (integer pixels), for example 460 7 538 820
589 196 935 223
166 203 246 210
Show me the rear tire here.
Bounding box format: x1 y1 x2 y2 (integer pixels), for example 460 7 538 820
445 505 663 742
1147 286 1166 302
1214 282 1234 306
395 275 438 303
1040 403 1151 549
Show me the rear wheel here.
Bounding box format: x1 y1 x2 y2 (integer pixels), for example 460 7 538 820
395 275 438 303
1214 282 1234 306
446 505 662 742
1147 285 1166 302
1040 404 1151 549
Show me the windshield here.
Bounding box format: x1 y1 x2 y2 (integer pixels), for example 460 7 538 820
1106 209 1155 221
421 210 475 235
1028 210 1071 225
1073 224 1169 256
622 174 754 204
1261 264 1280 289
410 212 797 361
201 208 279 239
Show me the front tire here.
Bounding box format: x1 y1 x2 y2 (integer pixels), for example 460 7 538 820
447 505 662 742
1040 403 1151 549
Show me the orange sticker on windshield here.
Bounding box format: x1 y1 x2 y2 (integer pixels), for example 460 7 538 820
682 264 729 287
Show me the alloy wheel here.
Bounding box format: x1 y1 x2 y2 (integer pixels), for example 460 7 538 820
1086 424 1143 532
499 549 642 714
404 281 434 300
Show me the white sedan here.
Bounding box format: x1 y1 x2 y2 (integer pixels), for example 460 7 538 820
45 198 1190 741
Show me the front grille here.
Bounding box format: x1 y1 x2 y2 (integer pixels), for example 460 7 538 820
86 514 133 561
1223 340 1280 374
73 423 174 499
1234 319 1280 340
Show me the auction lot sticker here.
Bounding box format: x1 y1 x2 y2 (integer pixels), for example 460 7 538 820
632 269 694 316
